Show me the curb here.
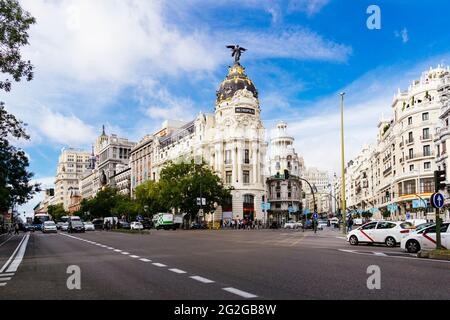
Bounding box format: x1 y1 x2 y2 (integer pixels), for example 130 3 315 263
418 250 450 261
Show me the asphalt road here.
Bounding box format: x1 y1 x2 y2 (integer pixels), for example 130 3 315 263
0 228 449 300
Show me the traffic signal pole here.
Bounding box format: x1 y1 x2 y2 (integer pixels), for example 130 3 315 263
340 93 347 235
433 170 446 250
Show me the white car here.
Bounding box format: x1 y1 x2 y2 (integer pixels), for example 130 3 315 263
317 220 328 230
401 223 450 253
283 221 302 229
61 222 69 231
347 220 413 247
130 222 144 230
83 222 95 231
42 221 58 234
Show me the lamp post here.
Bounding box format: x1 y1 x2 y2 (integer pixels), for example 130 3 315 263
340 92 347 235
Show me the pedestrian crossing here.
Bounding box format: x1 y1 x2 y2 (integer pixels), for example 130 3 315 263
0 273 15 287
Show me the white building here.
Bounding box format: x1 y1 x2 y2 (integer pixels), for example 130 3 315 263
266 122 305 223
54 148 91 210
134 59 268 221
302 167 331 214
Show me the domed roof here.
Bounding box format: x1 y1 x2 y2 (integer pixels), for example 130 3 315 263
216 64 258 104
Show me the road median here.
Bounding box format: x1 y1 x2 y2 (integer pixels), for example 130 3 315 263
418 249 450 261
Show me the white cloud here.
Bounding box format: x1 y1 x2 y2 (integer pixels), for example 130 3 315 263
395 28 409 44
231 28 351 62
37 107 97 147
288 0 330 17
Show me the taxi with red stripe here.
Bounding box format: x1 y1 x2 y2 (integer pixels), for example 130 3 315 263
347 220 414 247
400 222 449 253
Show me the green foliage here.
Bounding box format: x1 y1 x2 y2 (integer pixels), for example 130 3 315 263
158 160 232 221
47 204 66 222
0 0 36 92
135 180 168 217
0 0 38 213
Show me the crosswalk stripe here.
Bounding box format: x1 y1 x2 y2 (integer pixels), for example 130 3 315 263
0 277 12 281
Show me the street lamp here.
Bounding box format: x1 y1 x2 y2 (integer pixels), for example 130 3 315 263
340 92 347 235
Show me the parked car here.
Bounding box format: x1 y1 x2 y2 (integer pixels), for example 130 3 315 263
141 219 153 230
284 221 302 229
22 224 35 232
61 222 69 232
42 221 58 234
414 222 435 233
190 222 207 230
401 223 450 253
56 222 64 230
118 220 131 229
92 218 104 230
68 220 85 233
317 220 328 230
353 218 363 226
83 222 95 231
347 220 414 247
329 217 340 227
130 222 144 230
406 219 428 227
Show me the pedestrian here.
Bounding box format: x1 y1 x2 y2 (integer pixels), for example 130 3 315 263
14 223 20 235
348 216 354 232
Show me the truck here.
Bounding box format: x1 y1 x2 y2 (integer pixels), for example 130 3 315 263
153 213 178 230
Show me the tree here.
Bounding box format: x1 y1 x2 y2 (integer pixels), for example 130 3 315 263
113 195 140 222
0 0 37 214
135 180 168 217
159 160 232 223
0 0 36 92
0 105 40 212
47 204 66 222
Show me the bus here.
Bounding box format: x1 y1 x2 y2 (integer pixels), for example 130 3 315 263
33 213 51 231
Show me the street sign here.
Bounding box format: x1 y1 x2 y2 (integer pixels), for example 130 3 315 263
431 192 445 209
313 213 318 220
199 209 204 217
197 198 206 206
406 212 411 220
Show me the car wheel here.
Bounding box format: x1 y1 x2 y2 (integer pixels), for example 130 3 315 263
406 240 420 253
349 235 358 246
385 236 396 247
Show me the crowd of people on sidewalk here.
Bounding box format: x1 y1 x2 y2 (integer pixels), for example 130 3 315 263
222 219 264 230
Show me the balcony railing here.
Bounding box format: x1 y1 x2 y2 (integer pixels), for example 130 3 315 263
420 134 432 141
406 154 415 160
383 166 392 176
406 138 414 145
399 141 404 148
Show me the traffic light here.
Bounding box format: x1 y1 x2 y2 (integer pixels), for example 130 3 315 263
284 169 290 180
434 170 446 191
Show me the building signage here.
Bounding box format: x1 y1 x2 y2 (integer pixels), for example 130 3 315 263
235 107 255 115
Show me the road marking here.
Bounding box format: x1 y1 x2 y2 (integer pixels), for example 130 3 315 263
121 252 130 255
0 234 27 273
373 252 387 256
338 249 450 263
6 234 30 273
0 273 14 277
0 283 6 287
0 235 14 247
114 249 122 252
152 263 167 267
190 276 214 284
107 247 114 250
140 258 151 262
222 287 258 298
130 255 140 259
169 268 187 274
0 277 12 281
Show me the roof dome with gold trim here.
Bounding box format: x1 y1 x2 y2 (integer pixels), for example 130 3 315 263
216 63 258 104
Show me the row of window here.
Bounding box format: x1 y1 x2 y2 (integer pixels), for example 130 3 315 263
225 170 250 184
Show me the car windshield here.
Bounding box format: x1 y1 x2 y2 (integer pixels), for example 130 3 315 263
44 222 55 226
72 221 83 226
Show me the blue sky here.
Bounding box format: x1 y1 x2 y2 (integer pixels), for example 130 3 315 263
4 0 450 213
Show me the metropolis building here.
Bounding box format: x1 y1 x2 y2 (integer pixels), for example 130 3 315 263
131 54 268 221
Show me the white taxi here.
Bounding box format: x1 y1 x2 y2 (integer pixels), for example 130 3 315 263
400 223 449 253
347 221 413 247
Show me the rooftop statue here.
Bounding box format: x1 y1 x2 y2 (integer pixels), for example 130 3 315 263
227 45 247 65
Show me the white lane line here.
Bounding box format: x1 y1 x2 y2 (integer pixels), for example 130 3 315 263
114 249 122 252
0 235 27 273
0 277 12 281
0 283 6 287
0 273 14 277
0 235 26 273
169 268 187 274
107 247 114 250
190 276 214 284
222 287 258 299
373 252 387 256
140 258 151 262
338 249 450 263
152 263 167 267
6 234 30 273
130 255 140 259
121 252 130 255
